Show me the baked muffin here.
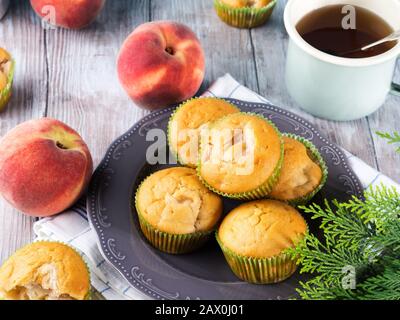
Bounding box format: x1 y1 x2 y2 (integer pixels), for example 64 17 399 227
135 167 223 254
0 242 90 300
168 97 239 167
269 134 328 205
198 112 283 200
217 200 307 284
214 0 277 29
0 47 14 112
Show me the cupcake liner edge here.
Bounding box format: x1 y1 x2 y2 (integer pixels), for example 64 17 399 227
215 232 298 284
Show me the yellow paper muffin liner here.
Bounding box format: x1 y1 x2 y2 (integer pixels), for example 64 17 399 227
0 58 14 112
270 133 328 206
134 173 216 254
0 240 91 300
214 0 277 29
216 232 298 284
197 112 284 200
167 97 240 168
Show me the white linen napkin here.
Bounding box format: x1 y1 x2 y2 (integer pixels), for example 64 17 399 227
33 73 400 300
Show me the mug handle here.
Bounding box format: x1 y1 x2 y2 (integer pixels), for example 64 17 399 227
390 55 400 96
391 82 400 96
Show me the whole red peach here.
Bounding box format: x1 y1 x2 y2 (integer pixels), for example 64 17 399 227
0 118 93 217
117 21 205 110
30 0 106 29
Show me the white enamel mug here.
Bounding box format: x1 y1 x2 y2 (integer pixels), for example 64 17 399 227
284 0 400 121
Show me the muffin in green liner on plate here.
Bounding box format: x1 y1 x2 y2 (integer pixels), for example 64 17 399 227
168 97 239 168
269 133 328 206
214 0 277 29
135 167 223 254
198 112 284 200
216 200 308 284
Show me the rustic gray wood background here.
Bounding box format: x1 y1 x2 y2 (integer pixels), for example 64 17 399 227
0 0 399 283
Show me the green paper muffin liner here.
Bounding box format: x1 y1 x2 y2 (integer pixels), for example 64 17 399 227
134 172 216 254
270 133 328 206
214 0 277 29
0 59 14 112
167 97 240 168
137 213 213 254
216 233 298 284
216 216 310 284
197 112 284 200
0 240 91 300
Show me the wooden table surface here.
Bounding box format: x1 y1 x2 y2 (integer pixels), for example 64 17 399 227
0 0 399 267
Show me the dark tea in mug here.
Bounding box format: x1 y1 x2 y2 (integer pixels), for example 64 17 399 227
296 4 397 58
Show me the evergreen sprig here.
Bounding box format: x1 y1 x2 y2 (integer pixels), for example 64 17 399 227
343 186 400 232
289 133 400 300
359 258 400 300
289 185 400 300
376 131 400 152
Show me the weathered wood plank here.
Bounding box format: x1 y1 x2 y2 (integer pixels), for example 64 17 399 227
45 0 150 167
0 0 47 264
250 0 379 171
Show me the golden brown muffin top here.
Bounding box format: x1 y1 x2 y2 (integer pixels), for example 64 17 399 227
0 242 90 300
269 137 323 201
136 167 223 234
220 0 272 9
218 200 307 258
169 98 239 167
199 113 282 194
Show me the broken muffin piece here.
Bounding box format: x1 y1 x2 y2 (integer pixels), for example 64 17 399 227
0 242 90 300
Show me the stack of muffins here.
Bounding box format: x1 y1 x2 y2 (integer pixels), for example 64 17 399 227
135 97 328 285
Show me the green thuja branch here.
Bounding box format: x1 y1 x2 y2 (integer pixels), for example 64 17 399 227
376 131 400 153
302 200 373 250
358 258 400 300
291 186 400 300
343 185 400 232
291 133 400 300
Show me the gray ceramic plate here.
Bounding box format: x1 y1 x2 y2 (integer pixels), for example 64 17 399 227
87 99 363 300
